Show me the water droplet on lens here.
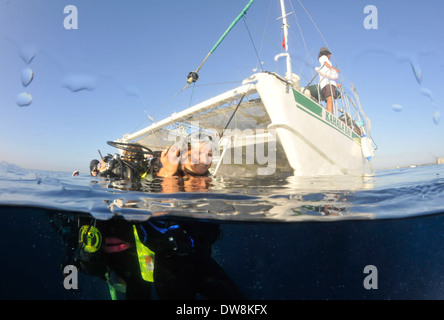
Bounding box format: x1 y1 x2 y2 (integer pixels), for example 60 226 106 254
19 45 37 64
392 104 402 112
433 111 440 125
62 74 97 92
420 88 434 101
16 92 33 107
21 68 34 87
410 61 422 85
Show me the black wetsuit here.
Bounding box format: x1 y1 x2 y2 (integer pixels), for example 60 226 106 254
137 219 244 300
48 212 152 300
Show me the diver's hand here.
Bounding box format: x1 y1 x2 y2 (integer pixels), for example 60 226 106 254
99 159 108 172
157 146 180 177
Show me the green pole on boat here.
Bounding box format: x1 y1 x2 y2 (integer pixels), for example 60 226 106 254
209 0 256 55
187 0 256 84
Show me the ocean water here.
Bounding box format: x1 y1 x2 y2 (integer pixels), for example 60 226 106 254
0 161 443 300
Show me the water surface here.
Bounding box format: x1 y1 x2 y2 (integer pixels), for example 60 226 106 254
0 162 443 300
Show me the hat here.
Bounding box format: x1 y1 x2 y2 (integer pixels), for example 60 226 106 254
319 47 332 55
89 159 99 172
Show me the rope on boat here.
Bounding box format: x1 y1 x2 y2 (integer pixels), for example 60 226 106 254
186 0 256 86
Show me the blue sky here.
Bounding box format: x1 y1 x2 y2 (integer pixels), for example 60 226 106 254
0 0 442 173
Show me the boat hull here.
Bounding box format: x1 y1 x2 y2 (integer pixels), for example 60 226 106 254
254 72 366 176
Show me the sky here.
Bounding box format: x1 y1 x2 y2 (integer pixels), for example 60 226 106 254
0 0 443 173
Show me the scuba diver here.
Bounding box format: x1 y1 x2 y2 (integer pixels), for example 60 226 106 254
90 133 215 191
136 133 244 299
136 218 244 300
87 133 244 300
156 132 214 178
89 141 161 180
48 211 154 300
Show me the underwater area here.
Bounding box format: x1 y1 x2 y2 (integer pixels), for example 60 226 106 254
0 162 444 300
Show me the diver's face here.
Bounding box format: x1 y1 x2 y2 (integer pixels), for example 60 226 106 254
181 142 212 175
91 167 99 176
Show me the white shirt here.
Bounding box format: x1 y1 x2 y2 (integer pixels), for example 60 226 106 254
318 55 337 89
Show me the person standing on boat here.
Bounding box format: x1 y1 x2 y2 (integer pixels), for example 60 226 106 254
318 47 342 114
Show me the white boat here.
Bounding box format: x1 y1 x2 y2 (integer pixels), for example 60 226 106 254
115 0 375 177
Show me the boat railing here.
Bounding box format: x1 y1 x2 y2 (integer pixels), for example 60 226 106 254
304 82 367 138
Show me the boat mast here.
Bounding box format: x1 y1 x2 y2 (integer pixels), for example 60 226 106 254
279 0 292 80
